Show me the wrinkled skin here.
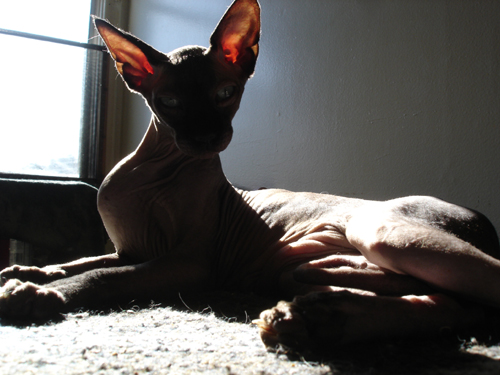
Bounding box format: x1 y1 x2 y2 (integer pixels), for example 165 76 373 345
1 0 500 354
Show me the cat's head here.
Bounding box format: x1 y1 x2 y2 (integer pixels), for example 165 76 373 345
94 0 260 158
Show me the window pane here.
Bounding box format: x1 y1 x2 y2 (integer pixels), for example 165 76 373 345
0 33 87 177
0 0 92 42
0 0 97 178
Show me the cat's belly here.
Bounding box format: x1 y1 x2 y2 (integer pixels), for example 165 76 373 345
216 189 366 294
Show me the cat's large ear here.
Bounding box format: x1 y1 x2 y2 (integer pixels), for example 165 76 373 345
94 17 164 92
209 0 261 76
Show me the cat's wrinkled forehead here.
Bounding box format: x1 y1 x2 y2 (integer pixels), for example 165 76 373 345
167 46 208 65
155 45 218 92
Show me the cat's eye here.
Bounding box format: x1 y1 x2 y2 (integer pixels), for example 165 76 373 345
160 96 180 108
216 85 236 103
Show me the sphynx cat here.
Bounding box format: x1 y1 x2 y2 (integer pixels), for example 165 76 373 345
1 0 499 354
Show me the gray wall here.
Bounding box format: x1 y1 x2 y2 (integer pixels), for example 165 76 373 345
117 0 500 232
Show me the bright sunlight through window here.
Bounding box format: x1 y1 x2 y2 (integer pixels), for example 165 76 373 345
0 0 92 178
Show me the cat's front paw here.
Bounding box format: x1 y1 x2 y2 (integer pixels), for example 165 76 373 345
1 265 67 286
0 279 65 320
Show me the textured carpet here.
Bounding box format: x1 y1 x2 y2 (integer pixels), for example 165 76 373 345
1 291 500 375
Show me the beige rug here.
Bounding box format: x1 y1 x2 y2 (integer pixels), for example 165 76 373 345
1 291 499 375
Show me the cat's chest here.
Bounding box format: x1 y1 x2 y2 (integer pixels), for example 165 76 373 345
96 149 224 260
96 157 189 258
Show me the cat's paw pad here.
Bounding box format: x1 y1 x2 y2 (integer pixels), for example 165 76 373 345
254 291 355 354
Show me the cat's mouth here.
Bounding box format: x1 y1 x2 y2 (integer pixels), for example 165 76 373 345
176 131 233 158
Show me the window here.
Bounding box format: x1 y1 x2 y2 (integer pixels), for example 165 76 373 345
0 0 107 183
